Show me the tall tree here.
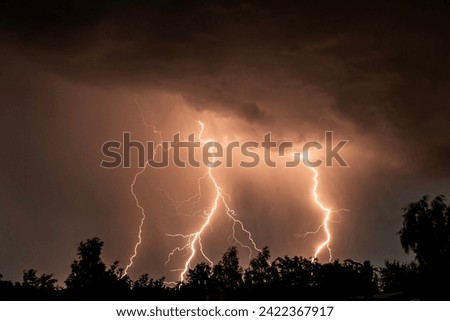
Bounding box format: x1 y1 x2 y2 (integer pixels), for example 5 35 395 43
186 262 212 289
212 246 243 291
398 195 450 298
65 237 131 297
398 195 450 269
65 237 108 290
244 246 271 286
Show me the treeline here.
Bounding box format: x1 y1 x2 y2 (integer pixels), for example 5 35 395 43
0 238 441 300
1 194 449 300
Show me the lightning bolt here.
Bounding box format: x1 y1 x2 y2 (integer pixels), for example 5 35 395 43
308 166 333 261
124 167 147 275
303 165 348 262
124 101 162 275
165 121 260 282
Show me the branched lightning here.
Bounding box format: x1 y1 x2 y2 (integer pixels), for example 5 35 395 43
124 100 162 275
124 167 147 275
308 167 333 261
124 103 345 278
304 166 348 262
165 121 260 282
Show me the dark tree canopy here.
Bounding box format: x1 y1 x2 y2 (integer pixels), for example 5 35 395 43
186 262 212 289
244 246 271 286
399 195 450 268
64 237 131 298
22 269 57 291
212 246 243 292
379 260 419 294
65 237 108 290
397 195 450 298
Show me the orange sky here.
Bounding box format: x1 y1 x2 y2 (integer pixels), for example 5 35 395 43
0 0 449 282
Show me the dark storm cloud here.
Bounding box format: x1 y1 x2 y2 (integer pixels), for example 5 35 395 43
0 0 274 121
1 0 449 173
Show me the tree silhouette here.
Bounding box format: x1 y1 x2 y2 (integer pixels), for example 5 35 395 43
22 269 57 291
314 259 373 299
65 238 108 290
357 260 378 297
65 237 131 299
0 271 15 300
212 246 243 293
132 274 166 299
398 195 450 298
183 262 212 299
379 260 419 294
244 246 271 286
399 195 450 268
186 262 212 289
20 269 58 299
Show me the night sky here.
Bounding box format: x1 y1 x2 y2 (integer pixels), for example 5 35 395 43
0 0 449 283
